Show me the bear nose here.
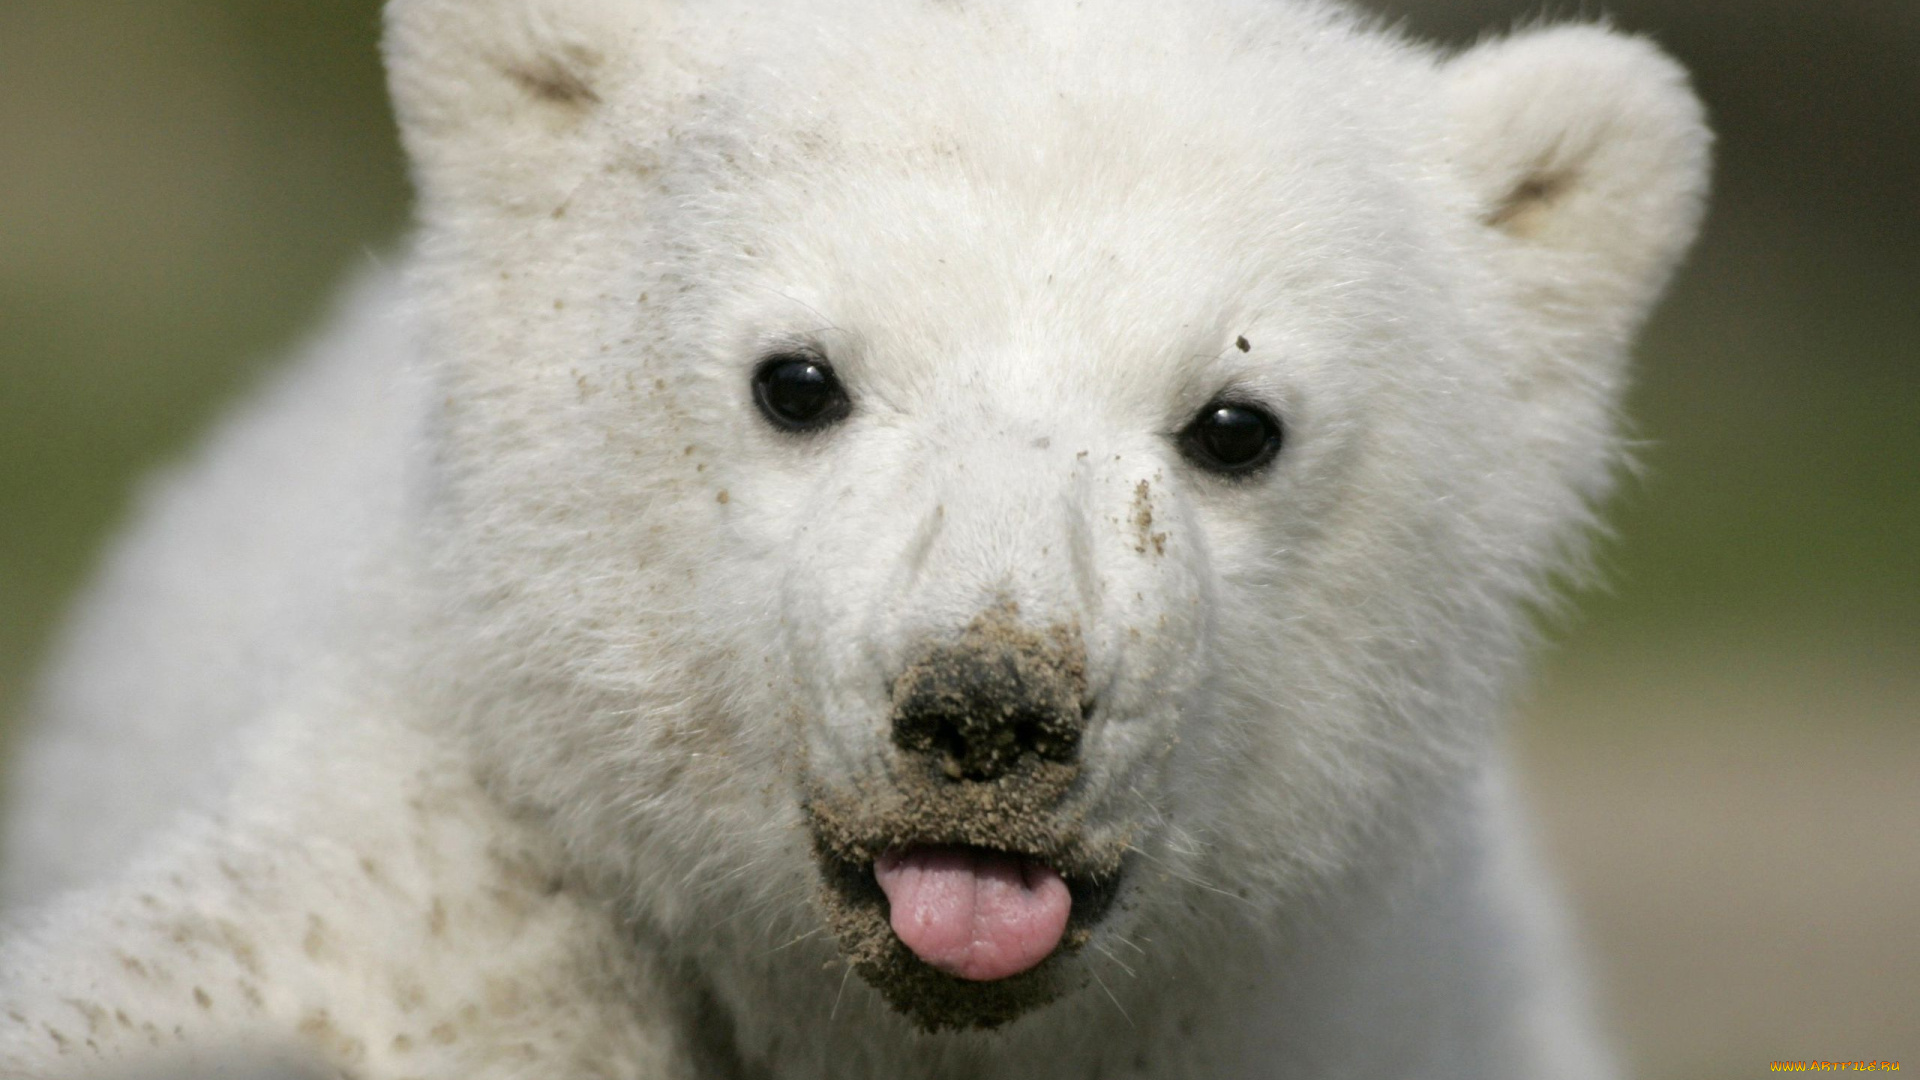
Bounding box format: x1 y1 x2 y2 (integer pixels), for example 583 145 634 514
890 614 1089 783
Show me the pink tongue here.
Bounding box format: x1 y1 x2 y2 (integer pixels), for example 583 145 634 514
873 847 1072 982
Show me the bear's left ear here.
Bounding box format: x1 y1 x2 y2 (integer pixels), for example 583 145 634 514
384 0 691 213
1441 25 1712 366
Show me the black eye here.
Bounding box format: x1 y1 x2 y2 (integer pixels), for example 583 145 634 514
752 353 851 432
1179 400 1284 475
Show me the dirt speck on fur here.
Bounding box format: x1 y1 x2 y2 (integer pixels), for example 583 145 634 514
1131 481 1165 556
301 915 330 962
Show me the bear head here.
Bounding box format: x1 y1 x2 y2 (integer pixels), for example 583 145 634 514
382 0 1708 1033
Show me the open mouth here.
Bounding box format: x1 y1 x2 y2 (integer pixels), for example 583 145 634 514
874 845 1074 982
806 781 1126 1030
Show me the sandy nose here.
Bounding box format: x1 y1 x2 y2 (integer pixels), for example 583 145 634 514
890 607 1089 783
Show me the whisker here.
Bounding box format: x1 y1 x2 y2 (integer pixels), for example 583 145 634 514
829 964 855 1022
1092 942 1137 979
1126 844 1256 908
744 282 846 338
710 882 813 934
1089 965 1134 1029
1157 836 1208 859
708 858 779 889
759 927 824 957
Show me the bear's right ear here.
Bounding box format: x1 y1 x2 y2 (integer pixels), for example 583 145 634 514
384 0 684 211
1440 25 1712 377
1435 26 1711 503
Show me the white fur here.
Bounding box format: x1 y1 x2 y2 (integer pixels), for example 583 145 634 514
0 2 1708 1077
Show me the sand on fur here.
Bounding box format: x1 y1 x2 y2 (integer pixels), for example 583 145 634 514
803 606 1128 1031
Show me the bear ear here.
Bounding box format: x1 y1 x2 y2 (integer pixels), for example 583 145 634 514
383 0 679 209
1442 25 1712 358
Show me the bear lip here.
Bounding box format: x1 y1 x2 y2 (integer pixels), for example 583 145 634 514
800 774 1131 1029
806 817 1129 1009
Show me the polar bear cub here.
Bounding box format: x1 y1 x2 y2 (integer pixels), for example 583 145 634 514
0 0 1708 1077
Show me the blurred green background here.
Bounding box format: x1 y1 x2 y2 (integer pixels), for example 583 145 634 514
0 2 1913 1076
